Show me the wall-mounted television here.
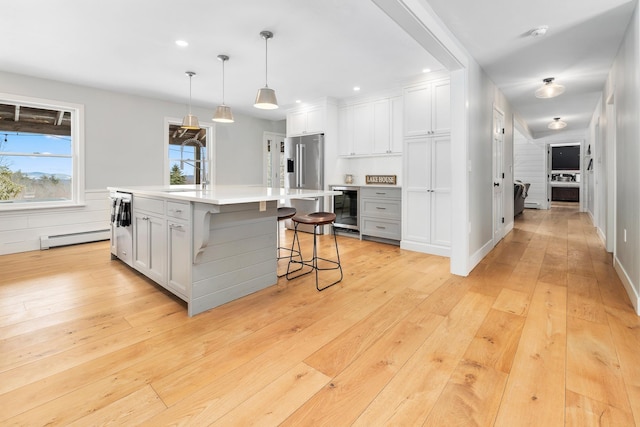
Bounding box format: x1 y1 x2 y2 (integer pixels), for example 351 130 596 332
552 145 580 171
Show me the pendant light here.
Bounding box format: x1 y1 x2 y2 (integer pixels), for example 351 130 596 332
254 30 278 110
181 71 200 129
548 117 567 130
212 55 234 123
535 77 565 99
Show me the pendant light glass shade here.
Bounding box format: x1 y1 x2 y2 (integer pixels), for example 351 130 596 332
548 117 567 130
181 71 200 129
535 77 565 99
254 30 278 110
213 55 234 123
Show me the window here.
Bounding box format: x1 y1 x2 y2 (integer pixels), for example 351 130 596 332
165 120 214 186
0 94 83 209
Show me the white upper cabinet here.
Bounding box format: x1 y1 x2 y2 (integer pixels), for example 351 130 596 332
404 79 450 137
338 95 403 157
287 106 325 136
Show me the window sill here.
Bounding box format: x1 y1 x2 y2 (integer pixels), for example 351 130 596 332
0 200 86 212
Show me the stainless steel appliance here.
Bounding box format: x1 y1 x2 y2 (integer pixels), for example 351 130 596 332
285 133 324 232
109 190 133 266
331 185 359 231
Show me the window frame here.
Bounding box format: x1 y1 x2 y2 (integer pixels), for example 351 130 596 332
164 117 215 187
0 92 85 211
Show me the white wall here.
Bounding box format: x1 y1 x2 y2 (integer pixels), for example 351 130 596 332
514 128 547 209
0 71 284 254
603 3 640 312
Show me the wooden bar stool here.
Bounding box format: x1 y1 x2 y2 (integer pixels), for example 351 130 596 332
286 211 343 291
277 207 301 277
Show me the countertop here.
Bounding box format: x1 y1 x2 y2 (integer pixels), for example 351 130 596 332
107 185 341 205
329 184 402 189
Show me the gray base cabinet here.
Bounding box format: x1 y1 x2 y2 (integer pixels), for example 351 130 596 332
359 187 401 242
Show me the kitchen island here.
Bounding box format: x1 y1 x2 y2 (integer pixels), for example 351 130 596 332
107 185 340 316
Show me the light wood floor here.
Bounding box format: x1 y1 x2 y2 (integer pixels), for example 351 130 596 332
1 205 639 426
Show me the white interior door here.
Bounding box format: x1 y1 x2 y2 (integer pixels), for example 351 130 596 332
492 107 505 244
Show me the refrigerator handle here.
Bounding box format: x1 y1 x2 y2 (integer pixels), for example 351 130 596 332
299 144 305 187
295 144 300 187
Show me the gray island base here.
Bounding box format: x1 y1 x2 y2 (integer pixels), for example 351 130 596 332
108 185 340 316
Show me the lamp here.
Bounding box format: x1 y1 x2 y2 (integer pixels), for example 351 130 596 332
548 117 567 130
181 71 200 129
254 30 278 109
535 77 565 99
213 55 234 123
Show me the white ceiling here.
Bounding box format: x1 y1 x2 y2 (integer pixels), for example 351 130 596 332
0 0 636 138
427 0 636 137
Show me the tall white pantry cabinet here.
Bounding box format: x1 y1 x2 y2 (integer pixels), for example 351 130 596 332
401 78 452 256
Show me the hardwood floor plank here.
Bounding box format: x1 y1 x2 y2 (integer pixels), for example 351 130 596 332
351 291 494 426
492 288 530 316
210 362 331 426
566 315 631 413
565 390 636 427
567 273 608 324
494 282 567 426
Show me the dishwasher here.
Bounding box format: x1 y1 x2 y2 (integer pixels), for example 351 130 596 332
109 190 133 266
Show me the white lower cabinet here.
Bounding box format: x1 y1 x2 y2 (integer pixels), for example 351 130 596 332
360 187 401 243
166 203 191 300
133 209 166 285
402 135 451 256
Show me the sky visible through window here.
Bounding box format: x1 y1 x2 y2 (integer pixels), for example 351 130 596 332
0 132 72 177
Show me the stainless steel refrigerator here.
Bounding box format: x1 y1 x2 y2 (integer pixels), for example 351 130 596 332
284 133 324 232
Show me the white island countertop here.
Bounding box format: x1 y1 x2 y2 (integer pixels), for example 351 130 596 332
107 185 341 205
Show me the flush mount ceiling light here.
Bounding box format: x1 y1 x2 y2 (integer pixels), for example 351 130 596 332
181 71 200 129
212 54 234 123
254 30 278 110
535 77 565 99
548 117 567 130
529 25 549 38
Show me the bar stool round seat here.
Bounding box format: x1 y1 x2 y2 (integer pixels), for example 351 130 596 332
277 207 297 221
286 211 343 291
290 212 336 226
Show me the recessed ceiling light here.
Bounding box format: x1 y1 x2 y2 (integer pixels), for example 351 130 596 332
422 68 431 73
353 86 360 92
175 40 189 47
295 100 301 103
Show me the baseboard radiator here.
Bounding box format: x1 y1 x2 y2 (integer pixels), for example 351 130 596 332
525 202 541 209
40 229 110 250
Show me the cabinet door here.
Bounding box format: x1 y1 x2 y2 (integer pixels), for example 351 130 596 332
305 108 324 134
372 99 391 154
167 220 190 298
432 80 451 135
147 215 166 285
404 85 431 136
403 137 432 242
337 106 354 156
133 212 150 272
430 136 452 246
353 103 373 156
287 111 306 136
389 96 403 154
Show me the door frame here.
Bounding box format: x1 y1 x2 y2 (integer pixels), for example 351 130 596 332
492 106 505 245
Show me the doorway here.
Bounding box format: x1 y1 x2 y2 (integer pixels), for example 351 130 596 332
263 132 285 187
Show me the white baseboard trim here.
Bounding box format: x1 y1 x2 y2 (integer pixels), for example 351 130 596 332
400 240 450 257
470 238 494 271
614 256 640 315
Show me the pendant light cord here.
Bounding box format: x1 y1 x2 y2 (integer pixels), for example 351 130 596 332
221 59 226 104
264 35 269 87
